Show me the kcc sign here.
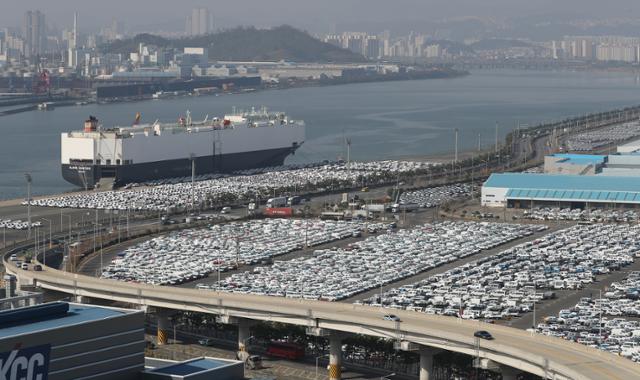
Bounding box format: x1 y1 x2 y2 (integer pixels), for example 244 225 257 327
0 345 50 380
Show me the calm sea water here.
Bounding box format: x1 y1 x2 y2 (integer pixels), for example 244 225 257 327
1 69 640 200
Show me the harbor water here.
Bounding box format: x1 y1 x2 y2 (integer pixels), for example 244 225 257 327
1 69 640 200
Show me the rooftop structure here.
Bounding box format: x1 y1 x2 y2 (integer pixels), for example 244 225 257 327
482 173 640 207
0 302 144 380
544 153 606 175
144 357 244 380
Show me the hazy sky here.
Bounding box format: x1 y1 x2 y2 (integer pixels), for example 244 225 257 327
3 0 640 33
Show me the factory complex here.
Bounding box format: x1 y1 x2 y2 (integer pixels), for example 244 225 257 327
482 137 640 208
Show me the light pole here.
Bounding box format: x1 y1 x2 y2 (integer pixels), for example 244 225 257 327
33 228 38 262
454 128 459 164
25 173 32 239
40 218 51 267
532 281 536 329
61 214 72 272
190 153 196 213
304 205 311 248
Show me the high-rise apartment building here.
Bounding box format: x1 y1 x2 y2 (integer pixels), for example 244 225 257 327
23 10 46 58
185 8 213 36
68 12 78 68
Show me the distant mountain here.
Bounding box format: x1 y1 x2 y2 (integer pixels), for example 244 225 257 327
102 25 367 63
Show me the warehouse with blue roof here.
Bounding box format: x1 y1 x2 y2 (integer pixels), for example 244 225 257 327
482 173 640 208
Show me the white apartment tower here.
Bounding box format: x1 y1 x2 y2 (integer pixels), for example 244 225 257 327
186 8 213 36
68 12 78 68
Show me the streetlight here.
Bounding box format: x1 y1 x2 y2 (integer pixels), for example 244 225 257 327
24 173 32 239
172 320 186 360
40 218 51 267
61 214 72 272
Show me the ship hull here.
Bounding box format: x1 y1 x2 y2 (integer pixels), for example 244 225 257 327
62 145 299 189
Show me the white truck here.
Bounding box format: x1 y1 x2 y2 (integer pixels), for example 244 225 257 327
391 203 419 213
266 197 287 208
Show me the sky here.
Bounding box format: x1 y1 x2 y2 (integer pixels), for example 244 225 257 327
2 0 639 34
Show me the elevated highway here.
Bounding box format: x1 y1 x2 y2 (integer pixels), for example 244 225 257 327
5 256 640 380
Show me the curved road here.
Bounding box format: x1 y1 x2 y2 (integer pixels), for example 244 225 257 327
5 256 640 380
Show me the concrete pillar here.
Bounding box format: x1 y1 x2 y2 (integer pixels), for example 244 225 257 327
329 335 342 380
419 349 434 380
237 319 251 352
4 274 17 299
157 311 171 346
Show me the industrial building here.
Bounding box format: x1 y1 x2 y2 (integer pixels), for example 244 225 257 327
0 301 145 380
543 152 640 177
0 299 245 380
482 173 640 208
544 153 606 175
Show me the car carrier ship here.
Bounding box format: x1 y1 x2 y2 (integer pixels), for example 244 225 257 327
61 107 305 189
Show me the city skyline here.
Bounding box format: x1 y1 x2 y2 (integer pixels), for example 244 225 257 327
2 0 640 35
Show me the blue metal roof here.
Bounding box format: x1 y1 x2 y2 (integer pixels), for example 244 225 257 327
0 303 129 339
485 173 640 203
550 154 606 165
150 358 231 376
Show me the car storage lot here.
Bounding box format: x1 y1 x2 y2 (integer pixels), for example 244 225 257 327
397 183 473 208
537 269 640 362
29 160 439 211
100 219 387 286
359 224 640 323
202 221 541 301
518 207 640 223
566 121 640 151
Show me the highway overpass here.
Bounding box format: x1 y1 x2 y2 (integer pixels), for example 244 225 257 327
5 256 640 380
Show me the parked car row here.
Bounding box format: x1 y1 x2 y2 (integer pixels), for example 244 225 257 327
29 160 440 211
566 121 640 151
101 219 385 285
519 207 640 223
0 219 41 230
398 183 473 208
200 221 541 301
359 224 639 321
538 271 640 362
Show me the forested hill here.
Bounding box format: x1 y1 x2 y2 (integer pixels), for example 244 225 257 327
103 25 367 63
